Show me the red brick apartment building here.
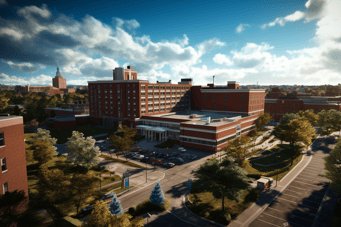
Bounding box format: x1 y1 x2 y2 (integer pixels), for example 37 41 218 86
0 115 29 197
265 87 341 121
88 66 265 152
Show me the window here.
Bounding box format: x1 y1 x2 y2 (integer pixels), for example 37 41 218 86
241 95 244 100
203 104 206 109
213 95 216 100
204 94 207 100
0 132 4 146
1 158 7 172
213 105 216 109
224 95 227 100
241 106 244 111
3 182 8 194
224 105 226 110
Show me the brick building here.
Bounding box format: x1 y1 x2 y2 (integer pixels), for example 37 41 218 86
88 66 265 152
265 88 341 121
0 115 29 198
14 67 75 96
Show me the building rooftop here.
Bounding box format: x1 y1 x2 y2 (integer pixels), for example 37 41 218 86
0 115 23 121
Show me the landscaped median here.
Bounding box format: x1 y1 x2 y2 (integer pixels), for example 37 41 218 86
99 154 145 169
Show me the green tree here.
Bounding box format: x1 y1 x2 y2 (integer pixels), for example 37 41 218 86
32 139 56 165
50 110 56 118
0 190 29 227
323 141 341 194
256 113 273 131
280 119 316 165
109 126 137 154
36 164 71 205
0 93 9 112
69 173 99 217
196 155 250 212
13 105 21 115
33 128 58 146
298 109 319 125
66 131 100 171
223 136 251 168
318 109 341 135
24 119 39 131
272 113 301 142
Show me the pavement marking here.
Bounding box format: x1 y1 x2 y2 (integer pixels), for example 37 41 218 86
271 201 318 216
276 197 321 210
166 210 199 227
290 180 326 187
262 211 307 227
254 218 281 227
279 153 308 183
287 185 308 191
283 188 325 199
311 186 332 227
266 207 315 224
279 193 322 204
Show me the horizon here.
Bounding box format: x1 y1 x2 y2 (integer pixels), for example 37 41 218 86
0 0 340 86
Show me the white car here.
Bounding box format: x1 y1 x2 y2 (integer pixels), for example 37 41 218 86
179 148 186 152
178 147 185 150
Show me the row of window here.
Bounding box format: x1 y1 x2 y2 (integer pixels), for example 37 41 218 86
144 85 189 90
202 105 245 111
204 95 245 100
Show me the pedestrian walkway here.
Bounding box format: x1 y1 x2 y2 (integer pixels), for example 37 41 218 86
228 134 338 227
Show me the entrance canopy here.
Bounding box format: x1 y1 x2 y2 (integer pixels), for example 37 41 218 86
136 125 166 132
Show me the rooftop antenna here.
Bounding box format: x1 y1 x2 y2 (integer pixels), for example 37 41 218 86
213 75 215 85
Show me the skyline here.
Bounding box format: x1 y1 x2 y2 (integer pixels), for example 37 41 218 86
0 0 340 86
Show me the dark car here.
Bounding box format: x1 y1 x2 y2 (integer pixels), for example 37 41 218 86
101 193 114 201
80 205 94 216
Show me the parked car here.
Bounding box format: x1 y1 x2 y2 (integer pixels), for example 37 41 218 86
190 156 197 160
176 158 184 163
163 162 175 168
137 155 145 160
178 147 185 150
149 158 162 164
101 193 114 200
179 148 186 152
80 205 94 216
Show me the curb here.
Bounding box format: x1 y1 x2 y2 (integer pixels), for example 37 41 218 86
182 193 227 227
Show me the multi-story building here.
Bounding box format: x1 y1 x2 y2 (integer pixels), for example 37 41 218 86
265 88 341 121
88 66 265 152
15 67 75 96
0 115 29 197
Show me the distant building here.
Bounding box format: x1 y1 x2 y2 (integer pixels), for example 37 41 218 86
14 67 75 96
0 115 29 199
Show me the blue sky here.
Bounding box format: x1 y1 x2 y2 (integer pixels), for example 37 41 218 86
0 0 340 86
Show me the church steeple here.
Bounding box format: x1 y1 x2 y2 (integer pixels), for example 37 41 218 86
56 66 63 78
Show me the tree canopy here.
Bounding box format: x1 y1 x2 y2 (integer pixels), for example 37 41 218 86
318 109 341 135
109 125 137 153
33 128 58 146
256 113 273 131
32 139 56 165
195 155 250 212
323 141 341 194
66 131 100 171
272 113 301 142
223 136 251 168
298 109 319 126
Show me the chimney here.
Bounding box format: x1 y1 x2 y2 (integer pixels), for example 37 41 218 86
207 84 215 88
127 66 132 69
227 81 239 89
206 117 211 125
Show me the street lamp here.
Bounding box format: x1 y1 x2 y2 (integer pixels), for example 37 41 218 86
146 212 151 226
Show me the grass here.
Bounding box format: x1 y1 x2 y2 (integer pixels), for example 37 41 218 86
49 125 116 144
99 154 145 168
186 180 261 225
154 139 175 148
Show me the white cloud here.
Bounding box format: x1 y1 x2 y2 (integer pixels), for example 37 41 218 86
6 61 46 72
197 38 225 54
114 18 140 30
261 11 304 29
213 54 233 66
0 73 52 85
17 4 51 19
29 74 52 85
236 24 250 33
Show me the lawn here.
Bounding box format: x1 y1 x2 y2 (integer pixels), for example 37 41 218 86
186 180 260 225
99 154 145 169
49 125 116 144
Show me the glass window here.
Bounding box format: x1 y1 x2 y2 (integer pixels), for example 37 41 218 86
241 106 244 111
224 95 227 100
204 94 207 100
3 182 8 194
1 157 7 172
213 105 216 109
203 104 206 109
224 106 226 110
0 132 4 146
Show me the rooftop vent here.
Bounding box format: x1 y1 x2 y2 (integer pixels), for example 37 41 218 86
189 114 197 119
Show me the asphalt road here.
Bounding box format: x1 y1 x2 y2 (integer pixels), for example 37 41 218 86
249 136 335 227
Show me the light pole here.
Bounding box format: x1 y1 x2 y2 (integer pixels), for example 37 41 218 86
146 212 151 226
146 161 147 183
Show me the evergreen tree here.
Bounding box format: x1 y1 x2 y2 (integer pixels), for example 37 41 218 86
109 193 123 216
150 180 165 206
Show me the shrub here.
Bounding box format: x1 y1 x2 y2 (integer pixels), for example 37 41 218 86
134 199 170 216
247 174 262 180
128 206 136 216
244 188 261 203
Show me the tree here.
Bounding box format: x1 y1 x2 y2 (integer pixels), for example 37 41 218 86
317 109 341 135
0 190 29 227
33 128 58 146
256 113 273 131
280 119 316 165
66 131 100 171
36 164 71 205
0 93 9 112
24 119 39 131
50 110 56 118
323 141 341 194
298 109 319 126
272 113 301 142
13 105 21 115
196 155 250 212
109 126 137 154
109 193 123 216
223 136 251 168
150 180 165 206
32 139 56 165
69 173 99 217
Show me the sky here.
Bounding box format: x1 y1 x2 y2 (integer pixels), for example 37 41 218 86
0 0 340 86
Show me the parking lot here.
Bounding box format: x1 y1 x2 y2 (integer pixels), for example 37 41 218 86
249 137 334 227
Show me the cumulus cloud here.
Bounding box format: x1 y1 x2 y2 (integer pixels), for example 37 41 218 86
213 54 233 66
6 61 46 73
261 0 326 29
0 73 52 85
236 23 250 33
114 17 140 30
197 38 225 54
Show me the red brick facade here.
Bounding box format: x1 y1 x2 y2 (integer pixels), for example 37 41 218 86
0 116 29 198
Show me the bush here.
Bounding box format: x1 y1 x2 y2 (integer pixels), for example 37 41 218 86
134 199 170 216
244 188 261 203
128 206 137 216
208 210 231 225
247 174 262 180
